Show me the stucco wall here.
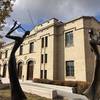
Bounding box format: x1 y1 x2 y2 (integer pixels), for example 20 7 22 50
0 16 99 82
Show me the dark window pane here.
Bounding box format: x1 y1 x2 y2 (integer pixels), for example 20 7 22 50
45 36 48 47
44 70 47 79
18 62 23 79
19 45 23 55
41 38 44 48
45 54 47 63
0 52 2 59
5 50 8 58
65 31 73 47
27 61 34 80
66 61 74 76
41 54 44 63
40 70 43 79
29 42 34 53
2 64 7 77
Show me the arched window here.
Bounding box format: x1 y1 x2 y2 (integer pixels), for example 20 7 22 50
27 61 34 80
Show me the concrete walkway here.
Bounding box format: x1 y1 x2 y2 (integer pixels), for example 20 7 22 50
21 81 88 100
1 78 88 100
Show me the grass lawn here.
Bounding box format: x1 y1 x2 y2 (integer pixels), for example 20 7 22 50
0 89 51 100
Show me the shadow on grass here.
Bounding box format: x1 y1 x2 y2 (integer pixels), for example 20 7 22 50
0 85 51 100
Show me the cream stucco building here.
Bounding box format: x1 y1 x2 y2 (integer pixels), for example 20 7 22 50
0 16 99 82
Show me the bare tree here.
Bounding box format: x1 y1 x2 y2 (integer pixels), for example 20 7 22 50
5 21 30 100
0 1 30 100
84 29 100 100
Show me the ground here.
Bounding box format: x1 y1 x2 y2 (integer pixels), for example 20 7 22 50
0 88 51 100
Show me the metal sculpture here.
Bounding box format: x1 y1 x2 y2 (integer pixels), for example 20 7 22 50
5 21 30 100
84 29 100 100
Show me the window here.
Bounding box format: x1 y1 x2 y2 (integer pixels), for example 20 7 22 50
29 42 34 53
45 54 47 63
40 70 43 79
66 61 74 76
3 64 7 77
41 54 44 63
18 62 23 79
65 31 73 47
5 50 8 58
41 38 44 48
0 64 1 75
0 52 2 59
44 70 47 79
45 36 48 47
41 36 48 48
19 45 23 55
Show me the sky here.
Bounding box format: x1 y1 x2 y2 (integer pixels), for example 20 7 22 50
1 0 100 43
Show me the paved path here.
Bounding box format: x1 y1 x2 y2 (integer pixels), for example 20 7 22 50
21 81 88 100
1 78 88 100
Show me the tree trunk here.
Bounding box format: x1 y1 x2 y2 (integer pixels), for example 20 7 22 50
8 53 26 100
84 56 100 100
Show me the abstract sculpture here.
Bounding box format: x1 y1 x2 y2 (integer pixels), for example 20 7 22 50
84 29 100 100
5 21 30 100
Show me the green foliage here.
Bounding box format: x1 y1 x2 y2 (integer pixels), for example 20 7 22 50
0 0 13 29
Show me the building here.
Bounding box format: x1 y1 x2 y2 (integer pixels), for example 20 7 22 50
0 16 99 82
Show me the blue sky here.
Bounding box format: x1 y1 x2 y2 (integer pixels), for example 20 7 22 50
11 0 100 31
1 0 100 43
95 15 100 21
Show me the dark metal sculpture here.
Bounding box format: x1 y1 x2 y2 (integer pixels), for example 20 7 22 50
84 29 100 100
5 21 30 100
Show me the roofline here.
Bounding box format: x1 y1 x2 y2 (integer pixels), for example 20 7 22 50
3 41 14 47
35 18 59 27
3 16 100 47
64 16 100 25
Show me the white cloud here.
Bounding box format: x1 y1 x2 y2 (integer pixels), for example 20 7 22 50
1 0 100 43
10 0 100 24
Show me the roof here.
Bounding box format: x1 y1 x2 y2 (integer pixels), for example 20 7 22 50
3 16 100 47
64 16 100 25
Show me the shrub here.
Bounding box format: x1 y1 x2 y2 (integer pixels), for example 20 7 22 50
53 80 64 86
76 81 90 94
63 81 77 87
33 78 42 83
33 78 54 84
40 79 54 84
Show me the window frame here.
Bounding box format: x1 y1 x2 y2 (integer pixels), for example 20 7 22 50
44 70 47 79
40 70 43 79
45 36 48 47
66 60 74 77
45 54 47 63
41 37 44 48
29 42 34 53
19 45 23 55
65 31 73 47
41 54 44 63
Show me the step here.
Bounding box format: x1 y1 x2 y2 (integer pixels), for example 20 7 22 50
21 82 88 100
21 83 57 99
57 90 88 100
22 82 73 93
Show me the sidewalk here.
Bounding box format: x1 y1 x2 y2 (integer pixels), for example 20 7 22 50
1 78 88 100
21 81 88 100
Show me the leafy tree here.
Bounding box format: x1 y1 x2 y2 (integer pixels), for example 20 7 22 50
0 0 13 30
